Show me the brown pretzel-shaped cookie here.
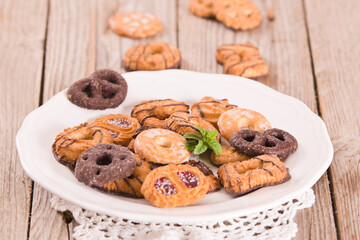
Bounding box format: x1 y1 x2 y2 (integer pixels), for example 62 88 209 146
218 154 290 196
229 128 298 158
141 164 209 208
67 69 127 110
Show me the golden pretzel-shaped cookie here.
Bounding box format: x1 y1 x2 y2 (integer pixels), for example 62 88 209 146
217 154 290 196
91 114 140 146
131 99 189 129
188 0 215 18
216 43 269 79
141 164 209 207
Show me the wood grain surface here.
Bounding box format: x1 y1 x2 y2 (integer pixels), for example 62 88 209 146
0 0 48 239
29 0 97 239
2 0 359 239
305 0 360 239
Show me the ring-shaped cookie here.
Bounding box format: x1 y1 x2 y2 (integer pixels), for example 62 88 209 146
218 108 271 140
123 42 181 71
75 144 137 191
52 123 113 170
131 99 189 128
134 128 190 164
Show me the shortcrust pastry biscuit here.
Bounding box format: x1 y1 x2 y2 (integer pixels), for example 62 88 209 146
131 99 189 128
52 123 112 170
184 160 221 193
216 43 269 79
109 12 162 38
218 108 271 140
210 145 249 166
134 128 190 164
188 0 215 18
217 154 290 196
213 0 262 31
91 114 140 146
191 96 237 128
123 42 181 71
141 164 209 207
165 112 220 141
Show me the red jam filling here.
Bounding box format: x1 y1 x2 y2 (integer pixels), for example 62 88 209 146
154 177 177 195
177 171 199 188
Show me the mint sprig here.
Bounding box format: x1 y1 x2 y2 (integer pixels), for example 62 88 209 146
183 126 222 156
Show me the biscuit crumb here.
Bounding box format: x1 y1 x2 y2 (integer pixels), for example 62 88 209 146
267 7 275 21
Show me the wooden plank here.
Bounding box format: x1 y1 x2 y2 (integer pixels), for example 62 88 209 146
178 0 337 238
0 0 48 239
29 0 97 239
304 0 360 238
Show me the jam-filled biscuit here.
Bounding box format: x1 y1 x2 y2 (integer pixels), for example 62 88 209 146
218 108 271 141
191 96 237 128
91 114 140 146
188 0 215 18
229 128 298 158
134 128 190 164
216 43 269 79
123 42 181 71
141 164 209 208
210 145 249 166
67 69 128 110
213 0 262 31
131 99 189 128
52 123 113 170
217 154 290 196
101 157 153 198
109 12 163 38
165 112 220 141
184 160 221 193
75 144 137 194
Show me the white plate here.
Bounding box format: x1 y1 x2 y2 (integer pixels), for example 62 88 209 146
16 70 333 223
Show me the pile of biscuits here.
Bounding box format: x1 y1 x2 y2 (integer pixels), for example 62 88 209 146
53 69 298 208
107 1 270 79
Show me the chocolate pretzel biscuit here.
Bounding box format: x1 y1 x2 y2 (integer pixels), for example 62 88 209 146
67 69 127 110
229 128 298 158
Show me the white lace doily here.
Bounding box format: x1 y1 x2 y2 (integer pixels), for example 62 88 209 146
51 189 314 240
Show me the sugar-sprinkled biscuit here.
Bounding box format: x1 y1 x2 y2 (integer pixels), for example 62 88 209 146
109 12 162 38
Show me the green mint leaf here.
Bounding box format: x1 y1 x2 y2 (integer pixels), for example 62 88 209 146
207 130 218 140
208 139 222 156
196 126 207 137
185 141 198 151
183 132 203 141
193 140 208 155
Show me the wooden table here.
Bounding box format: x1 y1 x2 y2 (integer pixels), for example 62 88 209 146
1 0 359 239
